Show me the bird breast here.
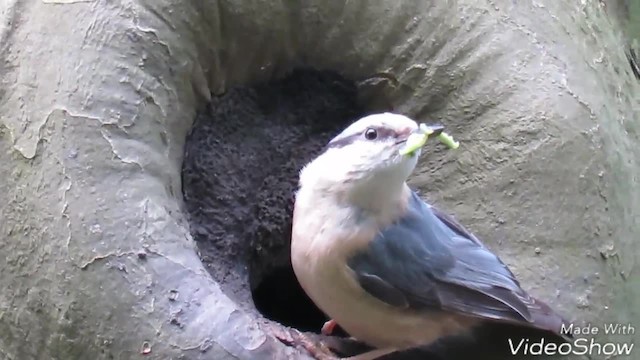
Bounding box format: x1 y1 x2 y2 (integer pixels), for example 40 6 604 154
290 194 477 349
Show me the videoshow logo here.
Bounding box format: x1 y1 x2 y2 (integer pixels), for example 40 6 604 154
508 323 635 356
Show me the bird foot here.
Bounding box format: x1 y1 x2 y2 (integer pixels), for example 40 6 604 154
322 319 338 336
299 334 340 360
270 324 339 360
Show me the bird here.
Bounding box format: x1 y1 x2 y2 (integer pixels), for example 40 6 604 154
290 113 569 360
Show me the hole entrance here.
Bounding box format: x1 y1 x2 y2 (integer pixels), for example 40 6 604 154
181 67 563 359
181 68 367 332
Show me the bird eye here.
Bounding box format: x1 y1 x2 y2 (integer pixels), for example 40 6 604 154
364 128 378 140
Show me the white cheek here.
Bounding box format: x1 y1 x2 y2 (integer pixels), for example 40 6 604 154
299 147 366 187
399 150 420 176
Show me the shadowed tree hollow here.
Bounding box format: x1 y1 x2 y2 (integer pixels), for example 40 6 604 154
182 69 363 334
0 1 638 360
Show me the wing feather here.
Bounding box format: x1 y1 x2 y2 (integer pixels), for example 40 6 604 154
347 191 564 332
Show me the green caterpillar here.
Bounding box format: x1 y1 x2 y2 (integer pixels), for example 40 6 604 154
437 131 459 149
399 124 459 156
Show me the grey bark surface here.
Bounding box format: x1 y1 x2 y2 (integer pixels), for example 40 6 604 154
0 1 638 360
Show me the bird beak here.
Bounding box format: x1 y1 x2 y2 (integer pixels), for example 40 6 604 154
398 124 444 156
426 124 445 137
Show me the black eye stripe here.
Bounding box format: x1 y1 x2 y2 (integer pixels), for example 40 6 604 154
325 126 399 149
325 133 361 149
374 127 397 140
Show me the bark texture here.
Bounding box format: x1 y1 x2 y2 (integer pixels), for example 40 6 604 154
0 0 638 359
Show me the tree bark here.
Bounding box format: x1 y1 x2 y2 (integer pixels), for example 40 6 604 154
0 0 637 359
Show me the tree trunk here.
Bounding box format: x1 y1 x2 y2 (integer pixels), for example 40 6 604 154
0 0 637 359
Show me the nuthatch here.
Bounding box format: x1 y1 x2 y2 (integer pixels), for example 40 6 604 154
291 113 568 359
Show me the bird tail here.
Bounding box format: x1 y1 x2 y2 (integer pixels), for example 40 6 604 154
527 296 573 339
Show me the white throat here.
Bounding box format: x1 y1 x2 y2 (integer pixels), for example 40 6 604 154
298 149 418 216
347 169 408 214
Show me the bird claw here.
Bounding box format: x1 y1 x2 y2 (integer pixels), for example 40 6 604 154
300 337 340 360
321 319 338 336
269 324 338 360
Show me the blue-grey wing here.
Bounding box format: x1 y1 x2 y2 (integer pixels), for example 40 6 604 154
347 191 536 324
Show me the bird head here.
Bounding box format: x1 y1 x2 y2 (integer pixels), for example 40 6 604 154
299 113 443 209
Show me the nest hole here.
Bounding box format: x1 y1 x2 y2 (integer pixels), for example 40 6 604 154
181 68 566 359
181 68 367 333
